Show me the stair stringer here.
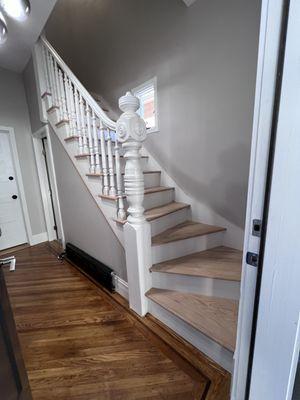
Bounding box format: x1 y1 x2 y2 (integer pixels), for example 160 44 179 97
141 144 244 250
46 111 125 247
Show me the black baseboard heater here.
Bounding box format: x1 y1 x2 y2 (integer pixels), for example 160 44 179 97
65 243 115 292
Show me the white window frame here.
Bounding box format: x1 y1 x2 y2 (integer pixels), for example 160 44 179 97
132 77 159 134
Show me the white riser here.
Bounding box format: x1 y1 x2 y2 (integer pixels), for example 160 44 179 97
144 189 174 210
151 272 240 300
150 207 191 236
148 300 234 372
143 173 161 188
151 231 225 264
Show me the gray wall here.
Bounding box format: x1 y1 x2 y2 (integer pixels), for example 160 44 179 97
0 66 46 235
49 127 127 279
45 0 261 230
23 58 44 134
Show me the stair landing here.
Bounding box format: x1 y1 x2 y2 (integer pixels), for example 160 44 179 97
146 288 238 352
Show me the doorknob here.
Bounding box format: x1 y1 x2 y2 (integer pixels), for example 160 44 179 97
8 176 14 180
12 195 18 200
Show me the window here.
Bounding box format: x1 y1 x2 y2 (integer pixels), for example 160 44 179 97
132 77 158 133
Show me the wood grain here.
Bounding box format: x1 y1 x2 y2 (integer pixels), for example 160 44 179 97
4 243 210 399
146 288 238 352
152 221 226 246
151 246 242 281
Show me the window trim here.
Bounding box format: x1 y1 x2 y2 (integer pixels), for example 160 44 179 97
132 77 159 134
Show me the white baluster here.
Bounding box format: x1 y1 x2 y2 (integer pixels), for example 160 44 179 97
114 136 126 220
116 91 151 316
74 89 83 153
54 62 62 118
79 94 88 154
92 112 101 174
99 121 109 195
107 130 116 197
58 69 68 121
68 79 77 137
49 55 58 108
86 105 95 173
42 46 51 103
64 75 72 137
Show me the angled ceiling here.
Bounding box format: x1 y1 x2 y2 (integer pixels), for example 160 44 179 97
0 0 57 72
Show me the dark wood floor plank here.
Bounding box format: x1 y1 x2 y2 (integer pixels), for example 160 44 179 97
3 242 206 399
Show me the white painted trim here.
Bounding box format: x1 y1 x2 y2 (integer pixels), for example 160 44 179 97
286 312 300 400
0 125 33 245
30 232 48 246
113 275 129 300
32 124 65 246
32 42 48 124
45 125 65 247
32 133 56 241
231 1 285 398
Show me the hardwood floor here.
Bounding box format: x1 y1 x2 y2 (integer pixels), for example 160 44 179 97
3 242 230 399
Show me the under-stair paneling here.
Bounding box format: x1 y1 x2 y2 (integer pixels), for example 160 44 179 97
49 127 127 280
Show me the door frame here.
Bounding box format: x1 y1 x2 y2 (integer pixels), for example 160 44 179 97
0 125 32 246
231 0 286 398
32 124 65 245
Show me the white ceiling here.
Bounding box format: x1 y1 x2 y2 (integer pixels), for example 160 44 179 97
0 0 57 72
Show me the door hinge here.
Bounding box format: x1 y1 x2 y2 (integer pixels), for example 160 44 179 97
252 219 262 237
246 252 259 267
54 225 57 231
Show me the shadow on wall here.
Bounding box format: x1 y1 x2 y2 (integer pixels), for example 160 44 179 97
165 140 250 229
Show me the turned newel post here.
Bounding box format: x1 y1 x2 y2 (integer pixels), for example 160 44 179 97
116 91 151 316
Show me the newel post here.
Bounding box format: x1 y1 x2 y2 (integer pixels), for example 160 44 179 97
116 92 152 316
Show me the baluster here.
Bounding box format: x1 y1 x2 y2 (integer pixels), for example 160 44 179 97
69 81 77 137
106 129 116 197
99 121 109 195
64 75 72 137
74 89 83 153
49 55 58 108
58 69 68 121
114 135 126 220
54 62 62 118
42 46 51 104
86 105 95 173
79 94 88 154
92 112 101 174
116 91 151 316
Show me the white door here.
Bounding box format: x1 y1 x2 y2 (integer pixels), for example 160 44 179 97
248 0 300 398
0 130 28 250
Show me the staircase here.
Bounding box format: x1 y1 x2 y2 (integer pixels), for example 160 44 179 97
35 36 242 373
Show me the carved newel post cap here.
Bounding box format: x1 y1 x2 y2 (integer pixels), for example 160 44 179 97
119 91 140 113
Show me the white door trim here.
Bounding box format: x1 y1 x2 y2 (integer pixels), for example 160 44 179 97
0 125 32 245
231 0 285 398
32 124 65 246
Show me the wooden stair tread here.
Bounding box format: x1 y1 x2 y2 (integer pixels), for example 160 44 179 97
99 186 175 201
146 288 238 352
152 221 226 246
114 202 190 225
151 246 242 281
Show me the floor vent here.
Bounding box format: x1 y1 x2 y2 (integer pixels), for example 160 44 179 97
65 243 115 292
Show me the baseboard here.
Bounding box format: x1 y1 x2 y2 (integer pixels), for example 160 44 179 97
29 232 48 246
113 275 129 300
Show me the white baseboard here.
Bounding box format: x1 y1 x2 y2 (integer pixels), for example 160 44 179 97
30 232 48 246
113 275 129 300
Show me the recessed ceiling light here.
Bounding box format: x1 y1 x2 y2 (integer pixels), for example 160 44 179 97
0 14 7 44
0 0 31 22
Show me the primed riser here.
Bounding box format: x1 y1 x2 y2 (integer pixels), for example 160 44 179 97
148 300 234 372
151 272 240 300
151 231 225 264
150 207 192 236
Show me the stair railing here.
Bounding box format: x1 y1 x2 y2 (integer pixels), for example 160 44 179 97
40 36 125 220
39 39 151 315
